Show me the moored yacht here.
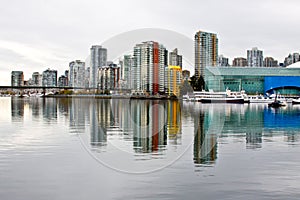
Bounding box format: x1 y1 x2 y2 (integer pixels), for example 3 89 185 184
268 100 286 108
183 89 248 104
249 94 290 104
267 93 287 108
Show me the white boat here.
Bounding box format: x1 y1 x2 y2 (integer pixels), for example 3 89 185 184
292 99 300 105
248 95 274 103
183 89 248 104
28 92 44 97
249 94 289 104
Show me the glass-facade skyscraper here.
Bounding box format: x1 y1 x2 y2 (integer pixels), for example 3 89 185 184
89 45 107 88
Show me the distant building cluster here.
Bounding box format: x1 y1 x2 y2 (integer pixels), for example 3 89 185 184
229 48 300 68
284 52 300 67
11 42 185 96
230 47 279 67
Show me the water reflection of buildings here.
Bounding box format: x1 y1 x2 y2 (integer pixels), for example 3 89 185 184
11 97 25 121
10 97 58 122
90 99 111 147
132 100 167 153
167 100 182 145
193 105 218 165
30 98 42 118
74 101 300 150
87 99 182 153
42 98 57 121
131 100 183 153
284 131 299 143
212 104 264 149
8 97 300 167
9 98 182 154
58 98 70 117
245 105 263 149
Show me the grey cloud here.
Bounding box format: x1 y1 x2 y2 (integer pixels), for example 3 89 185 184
0 48 25 62
1 0 300 84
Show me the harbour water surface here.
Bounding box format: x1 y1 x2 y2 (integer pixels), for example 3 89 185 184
0 97 300 199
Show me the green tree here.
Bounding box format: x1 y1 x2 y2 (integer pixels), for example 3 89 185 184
190 75 205 91
197 75 205 91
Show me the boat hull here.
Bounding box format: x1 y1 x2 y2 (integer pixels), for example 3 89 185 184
249 99 274 103
292 100 300 105
268 101 286 108
201 98 244 104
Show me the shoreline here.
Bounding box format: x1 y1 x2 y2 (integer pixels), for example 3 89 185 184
41 94 181 100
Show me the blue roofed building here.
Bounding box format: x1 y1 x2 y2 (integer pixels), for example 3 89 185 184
205 62 300 95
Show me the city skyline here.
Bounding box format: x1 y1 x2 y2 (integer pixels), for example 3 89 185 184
8 39 300 90
1 0 300 85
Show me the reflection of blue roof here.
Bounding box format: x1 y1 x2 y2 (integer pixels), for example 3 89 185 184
264 108 300 129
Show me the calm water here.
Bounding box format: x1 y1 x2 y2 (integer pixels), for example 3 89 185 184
1 97 300 200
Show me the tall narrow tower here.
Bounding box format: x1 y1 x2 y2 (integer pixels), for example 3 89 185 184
89 45 107 88
194 31 218 78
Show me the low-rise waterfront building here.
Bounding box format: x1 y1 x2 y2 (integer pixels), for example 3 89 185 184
205 63 300 95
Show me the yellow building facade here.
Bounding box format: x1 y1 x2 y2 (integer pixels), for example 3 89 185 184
165 65 182 97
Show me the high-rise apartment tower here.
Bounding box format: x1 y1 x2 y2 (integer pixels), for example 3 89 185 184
194 30 218 78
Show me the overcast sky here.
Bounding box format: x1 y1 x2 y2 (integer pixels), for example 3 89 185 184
0 0 300 85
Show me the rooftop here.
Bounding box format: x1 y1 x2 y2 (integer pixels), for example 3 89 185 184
286 61 300 69
206 66 300 76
